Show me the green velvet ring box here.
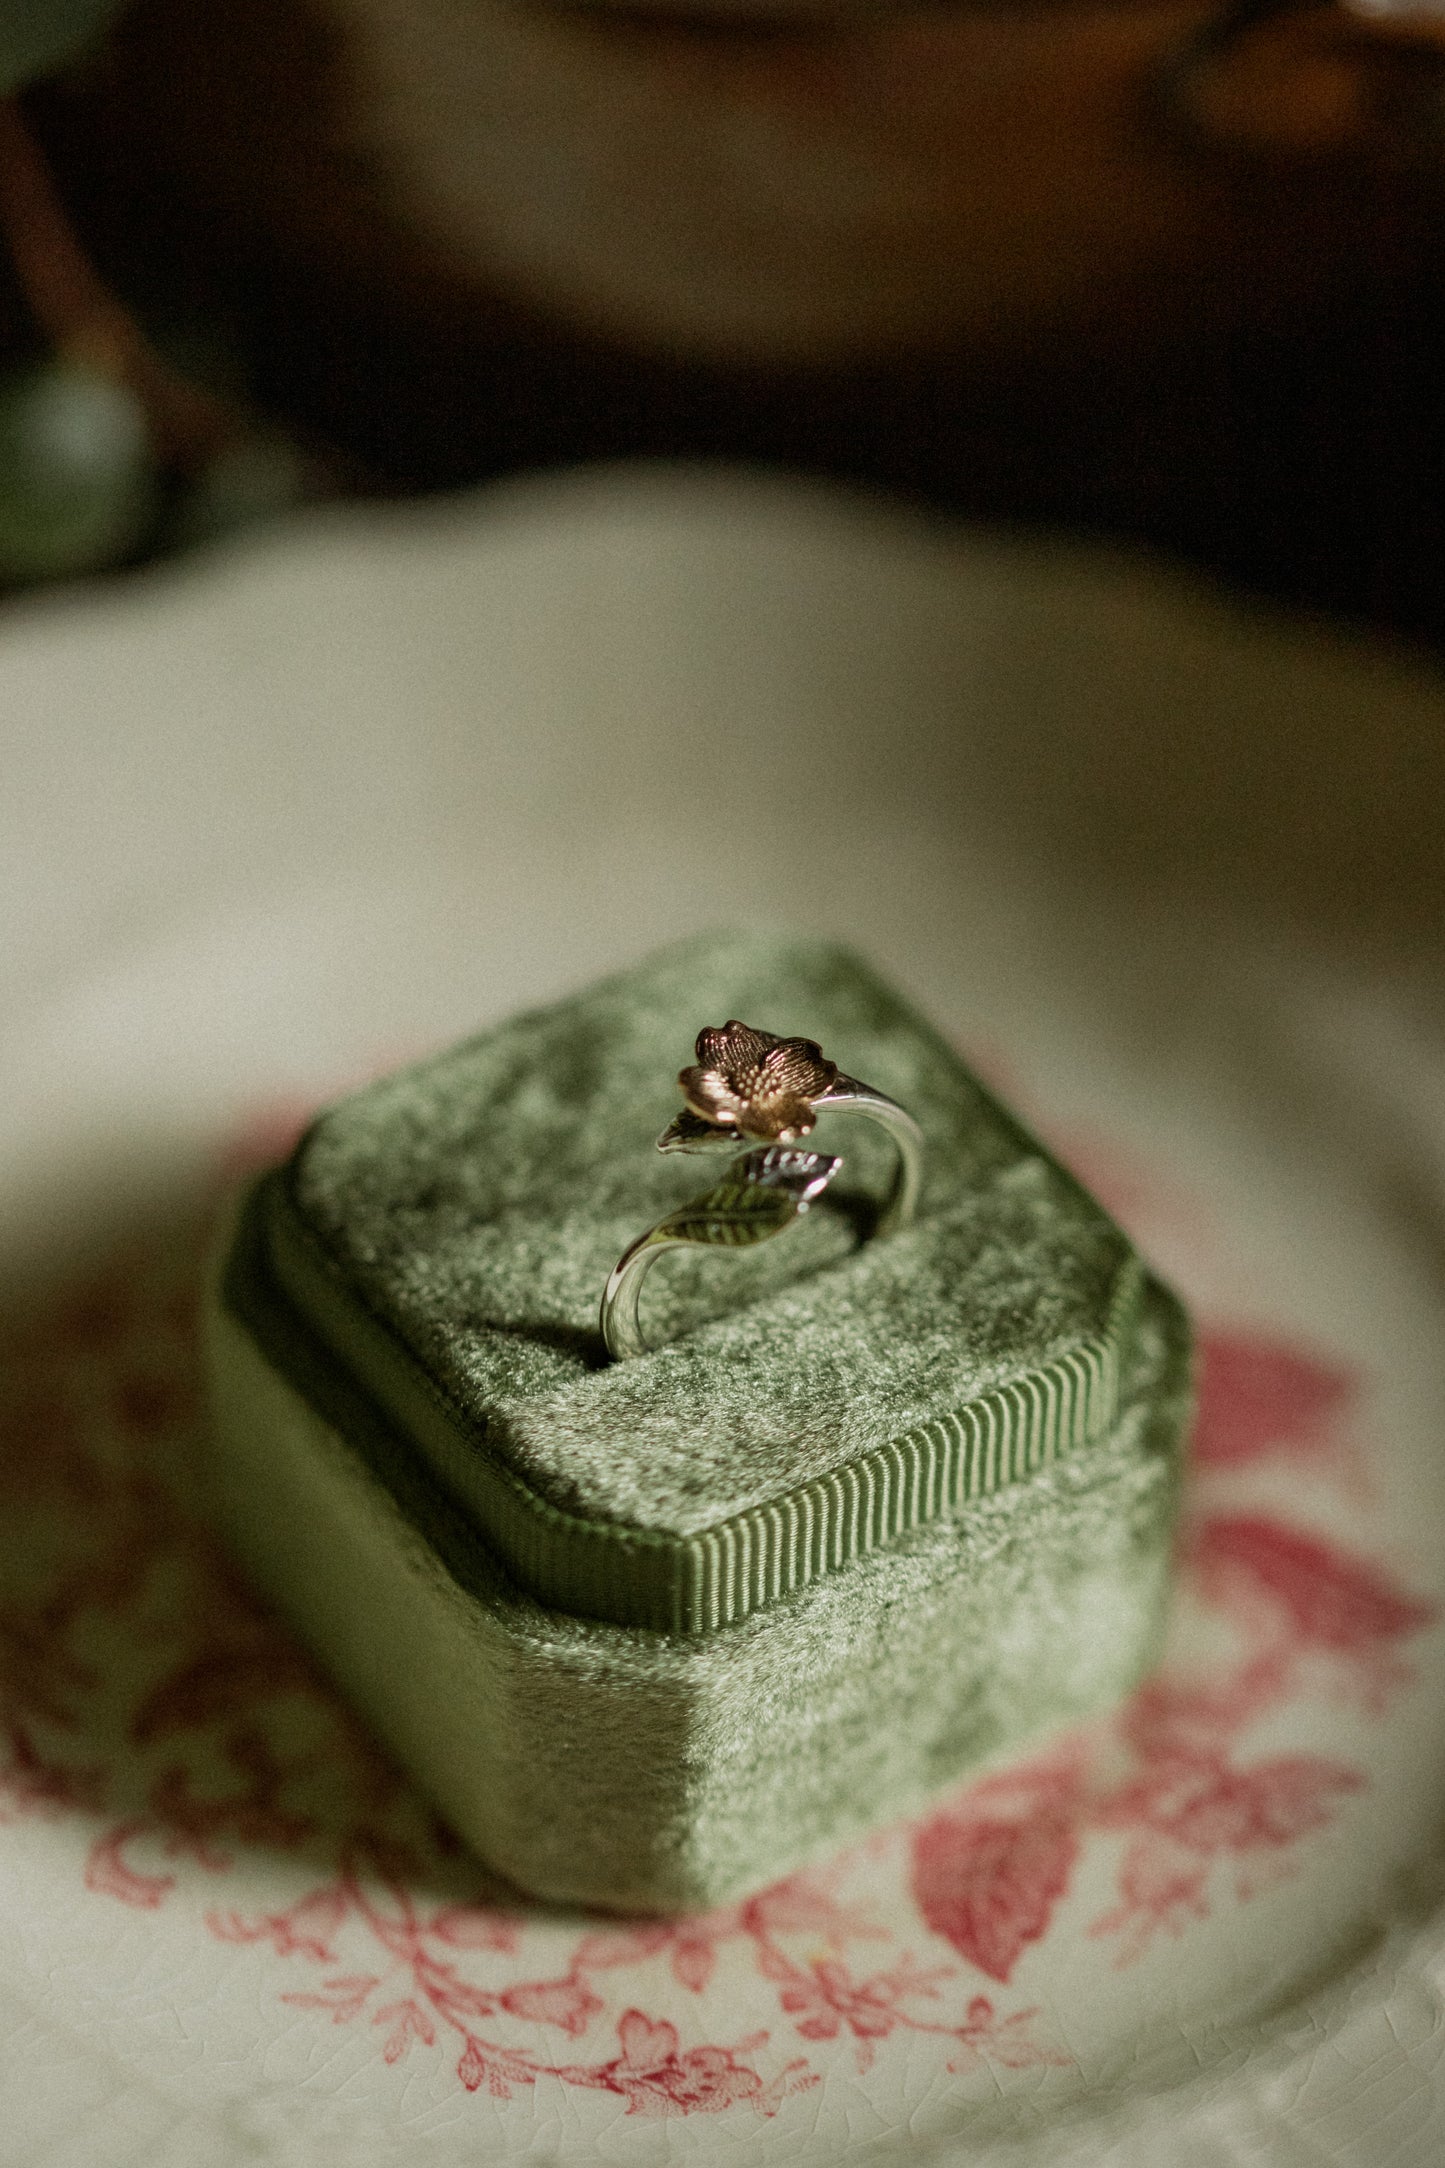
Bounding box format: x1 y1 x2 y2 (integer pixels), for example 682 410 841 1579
206 931 1190 1913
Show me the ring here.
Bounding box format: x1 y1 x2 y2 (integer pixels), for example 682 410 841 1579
599 1020 925 1361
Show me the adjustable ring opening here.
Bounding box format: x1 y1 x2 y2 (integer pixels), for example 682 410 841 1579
599 1020 925 1362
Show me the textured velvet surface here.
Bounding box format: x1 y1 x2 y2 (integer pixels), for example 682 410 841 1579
207 933 1192 1906
208 1235 1187 1911
283 932 1137 1542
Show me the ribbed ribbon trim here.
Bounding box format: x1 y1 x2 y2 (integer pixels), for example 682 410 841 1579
256 1174 1142 1635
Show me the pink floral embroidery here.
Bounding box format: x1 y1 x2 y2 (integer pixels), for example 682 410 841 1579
280 1973 380 2025
500 1972 605 2037
911 1759 1085 1984
1191 1332 1357 1472
591 2009 805 2116
375 1997 437 2062
1089 1746 1365 1959
904 1317 1437 1979
83 1823 176 1909
1188 1512 1436 1708
0 1114 1437 2114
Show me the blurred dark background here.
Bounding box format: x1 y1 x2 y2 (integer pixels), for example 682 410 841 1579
4 0 1445 648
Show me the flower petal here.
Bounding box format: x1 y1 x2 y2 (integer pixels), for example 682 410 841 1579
758 1037 837 1101
678 1067 743 1126
695 1021 777 1073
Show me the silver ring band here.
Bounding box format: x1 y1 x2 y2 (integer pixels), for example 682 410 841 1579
599 1022 924 1362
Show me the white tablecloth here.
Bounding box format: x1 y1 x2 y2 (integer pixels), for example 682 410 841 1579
3 467 1445 2165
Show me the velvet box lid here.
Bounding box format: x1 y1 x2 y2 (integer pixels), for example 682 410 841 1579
207 931 1191 1910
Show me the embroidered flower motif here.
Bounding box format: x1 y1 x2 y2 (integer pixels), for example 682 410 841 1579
599 2009 780 2116
678 1022 838 1143
14 1106 1438 2119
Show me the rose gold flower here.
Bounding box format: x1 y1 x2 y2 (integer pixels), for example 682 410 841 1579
678 1020 838 1142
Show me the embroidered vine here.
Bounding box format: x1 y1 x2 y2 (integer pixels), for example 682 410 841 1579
0 1121 1436 2113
